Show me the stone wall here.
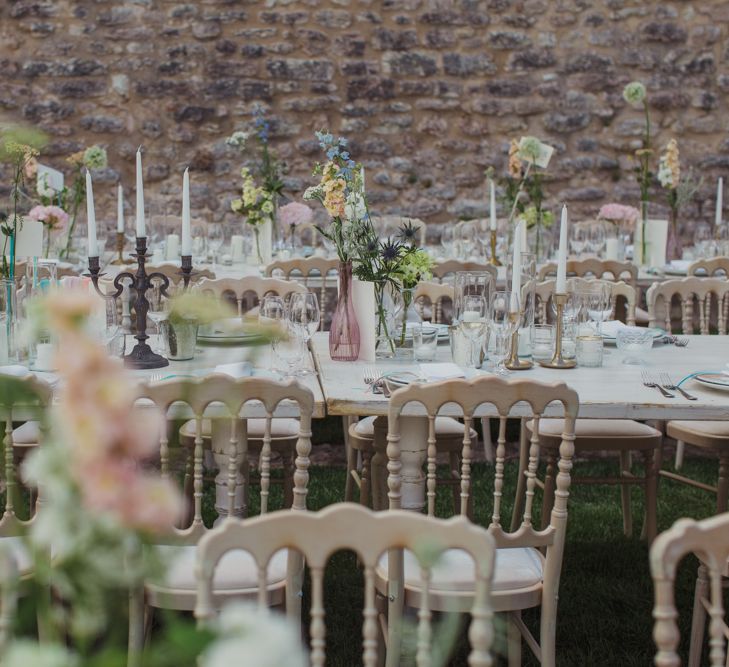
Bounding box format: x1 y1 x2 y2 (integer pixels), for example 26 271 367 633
1 0 728 233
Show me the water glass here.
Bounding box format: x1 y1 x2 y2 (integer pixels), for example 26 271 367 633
488 291 517 375
561 319 577 361
532 324 555 361
616 328 654 365
576 334 603 367
459 294 487 368
413 324 438 361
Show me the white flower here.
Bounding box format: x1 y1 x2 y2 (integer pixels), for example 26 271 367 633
37 173 54 198
4 640 79 667
623 81 646 105
344 191 367 223
657 163 673 188
201 602 307 667
303 185 323 201
226 131 249 148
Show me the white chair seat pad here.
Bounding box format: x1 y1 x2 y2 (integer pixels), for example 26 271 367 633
533 418 661 439
354 415 473 438
667 420 729 443
150 544 288 593
180 417 300 440
377 546 543 594
12 421 41 445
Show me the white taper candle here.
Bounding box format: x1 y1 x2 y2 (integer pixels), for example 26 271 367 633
135 147 145 237
510 220 521 313
182 167 191 255
117 184 124 233
86 170 98 258
489 179 496 231
716 177 724 228
556 204 569 294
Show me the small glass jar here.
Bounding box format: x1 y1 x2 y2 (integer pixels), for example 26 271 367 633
561 319 577 361
576 334 603 367
532 324 555 361
413 324 438 362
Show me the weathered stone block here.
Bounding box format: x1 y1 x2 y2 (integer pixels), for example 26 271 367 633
266 59 335 81
383 52 438 77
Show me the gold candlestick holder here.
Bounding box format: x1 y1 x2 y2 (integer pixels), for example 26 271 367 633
110 231 134 265
538 292 576 369
505 312 532 370
488 229 501 266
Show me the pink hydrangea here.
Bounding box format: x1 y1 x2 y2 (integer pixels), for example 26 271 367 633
597 204 640 225
277 202 313 229
27 205 70 232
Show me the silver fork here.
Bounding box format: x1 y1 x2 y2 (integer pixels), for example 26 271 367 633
641 370 674 398
660 373 697 400
674 337 689 347
148 372 164 383
363 366 378 385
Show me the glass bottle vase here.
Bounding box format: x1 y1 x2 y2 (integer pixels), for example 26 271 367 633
329 261 360 361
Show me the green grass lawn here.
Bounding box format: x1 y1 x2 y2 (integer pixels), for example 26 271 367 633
288 457 719 666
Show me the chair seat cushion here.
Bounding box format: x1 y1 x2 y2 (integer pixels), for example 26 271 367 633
529 418 661 450
667 420 729 448
180 417 300 441
12 421 40 446
150 544 288 593
353 415 475 438
377 546 543 594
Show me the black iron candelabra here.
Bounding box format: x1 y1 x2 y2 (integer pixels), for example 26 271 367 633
87 236 195 369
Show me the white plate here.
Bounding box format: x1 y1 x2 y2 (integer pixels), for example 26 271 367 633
601 327 664 342
692 373 729 390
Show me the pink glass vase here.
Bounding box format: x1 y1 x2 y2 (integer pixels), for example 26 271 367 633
329 261 360 361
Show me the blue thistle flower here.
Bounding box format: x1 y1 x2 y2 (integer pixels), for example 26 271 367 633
381 239 402 263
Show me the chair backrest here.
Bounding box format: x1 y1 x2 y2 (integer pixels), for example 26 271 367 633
530 278 636 326
135 375 314 545
538 258 638 287
195 503 495 667
147 264 215 286
196 276 307 317
292 221 322 248
651 513 729 667
265 258 339 330
646 277 729 334
413 281 454 324
431 261 498 284
688 257 729 277
0 376 52 536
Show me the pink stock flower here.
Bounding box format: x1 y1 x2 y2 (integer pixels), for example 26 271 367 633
277 202 313 229
597 203 640 225
27 205 69 232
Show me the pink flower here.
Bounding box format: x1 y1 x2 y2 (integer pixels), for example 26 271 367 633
277 202 313 229
597 203 640 225
27 205 70 232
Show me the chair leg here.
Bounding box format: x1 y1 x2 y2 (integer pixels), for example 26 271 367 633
674 439 685 470
128 586 145 667
283 450 295 509
345 441 358 503
507 611 522 667
361 450 372 508
718 453 729 514
619 450 633 538
510 419 529 532
688 563 709 667
641 448 658 543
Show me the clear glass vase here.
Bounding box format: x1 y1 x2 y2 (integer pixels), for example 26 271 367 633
374 281 398 359
666 209 683 262
329 261 360 361
0 279 19 363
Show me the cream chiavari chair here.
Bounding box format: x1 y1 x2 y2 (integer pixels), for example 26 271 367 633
146 263 215 287
195 503 496 667
647 278 729 505
538 258 638 287
130 375 314 651
413 281 454 324
380 375 578 667
291 221 322 249
265 257 339 330
431 260 497 284
651 513 729 667
196 276 306 318
688 256 729 277
523 277 658 540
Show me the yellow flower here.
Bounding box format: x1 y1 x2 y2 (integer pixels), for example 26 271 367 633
508 139 521 179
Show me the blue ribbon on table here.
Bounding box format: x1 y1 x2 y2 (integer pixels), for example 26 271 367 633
676 371 721 387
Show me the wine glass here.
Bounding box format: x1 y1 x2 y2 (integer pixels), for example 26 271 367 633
273 324 305 378
208 223 225 267
570 223 588 257
259 295 286 371
459 294 487 369
440 225 455 258
288 292 320 374
581 282 612 335
488 291 518 376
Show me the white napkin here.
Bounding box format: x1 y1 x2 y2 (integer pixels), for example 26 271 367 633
214 362 253 379
0 365 31 377
419 363 466 382
667 260 690 272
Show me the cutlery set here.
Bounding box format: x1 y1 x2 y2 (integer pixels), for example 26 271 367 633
641 370 696 400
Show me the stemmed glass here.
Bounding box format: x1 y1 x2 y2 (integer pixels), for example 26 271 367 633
259 295 290 373
581 282 612 335
147 282 168 355
570 223 588 257
459 294 487 369
208 223 225 267
288 292 320 375
488 291 518 376
440 225 455 258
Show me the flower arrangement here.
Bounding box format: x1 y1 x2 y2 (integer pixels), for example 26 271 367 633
231 167 275 263
27 204 69 257
304 131 375 263
0 124 47 279
597 203 641 226
277 201 313 248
